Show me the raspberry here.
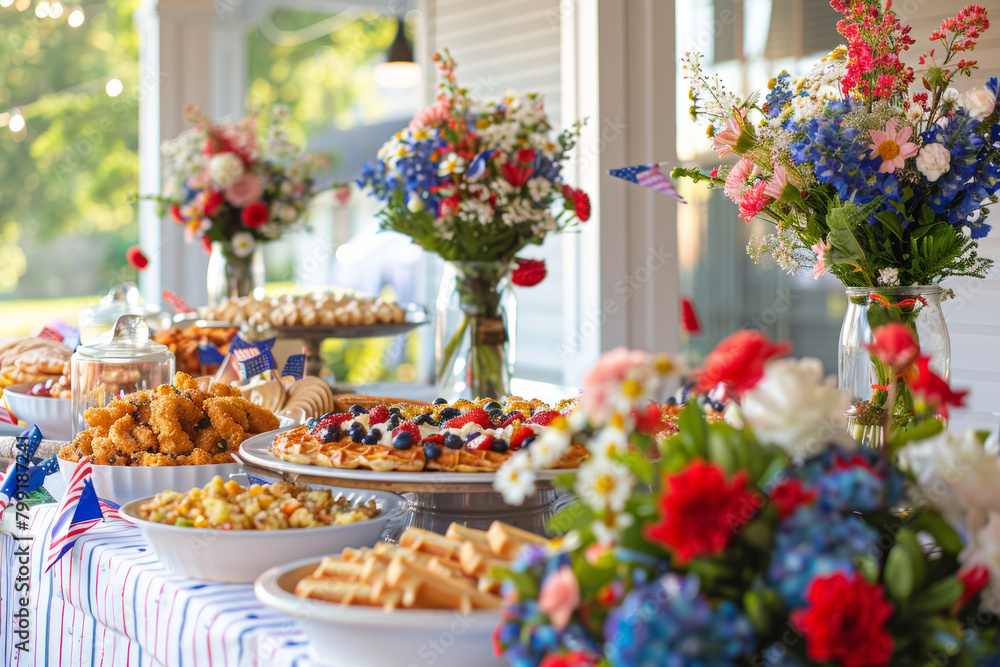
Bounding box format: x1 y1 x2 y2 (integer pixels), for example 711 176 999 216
510 425 536 450
466 433 494 450
368 406 391 425
391 421 422 444
309 413 352 437
442 408 493 430
500 411 526 428
525 410 559 426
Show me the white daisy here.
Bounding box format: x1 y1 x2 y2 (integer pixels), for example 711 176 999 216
528 427 572 469
230 232 256 258
438 152 466 177
574 457 634 513
494 451 537 506
591 513 635 545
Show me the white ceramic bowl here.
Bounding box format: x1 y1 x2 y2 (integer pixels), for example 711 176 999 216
58 457 243 505
3 383 74 441
255 557 505 667
121 488 408 583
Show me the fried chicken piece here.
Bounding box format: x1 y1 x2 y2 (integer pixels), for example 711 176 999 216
208 382 242 398
133 424 159 452
137 452 177 467
183 388 209 410
59 444 80 462
211 452 236 464
151 393 204 455
204 397 251 448
176 449 212 465
243 400 280 433
91 436 121 466
83 400 133 436
173 371 200 393
66 430 95 457
109 415 143 455
194 426 227 453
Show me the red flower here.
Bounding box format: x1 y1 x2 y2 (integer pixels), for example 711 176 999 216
573 189 590 221
768 479 816 519
203 189 224 217
200 235 213 254
539 652 598 667
501 162 534 188
169 204 185 224
954 565 990 612
125 246 149 271
645 459 761 563
631 402 662 436
867 323 919 372
909 355 968 418
791 572 894 667
512 259 546 287
438 194 460 217
516 148 537 163
692 330 791 394
241 202 270 228
681 295 702 335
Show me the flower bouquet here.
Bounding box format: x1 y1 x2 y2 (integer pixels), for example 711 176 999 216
668 1 999 441
357 50 590 399
154 105 329 304
492 331 1000 666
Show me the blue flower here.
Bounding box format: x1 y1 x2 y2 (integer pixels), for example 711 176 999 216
767 506 877 607
765 72 793 118
603 573 756 667
789 114 874 200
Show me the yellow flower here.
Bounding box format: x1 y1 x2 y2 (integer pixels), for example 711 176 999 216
413 129 429 140
476 118 489 130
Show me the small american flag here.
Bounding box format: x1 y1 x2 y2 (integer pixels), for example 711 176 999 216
282 352 306 380
37 326 64 342
198 342 225 366
44 457 105 573
163 289 195 314
233 346 276 380
608 163 688 203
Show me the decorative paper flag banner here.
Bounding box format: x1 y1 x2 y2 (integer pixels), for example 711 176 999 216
198 342 226 366
232 346 276 380
37 326 64 342
230 335 276 353
98 497 123 521
282 351 306 380
0 406 15 425
50 321 81 351
163 289 196 314
44 457 105 573
17 425 42 460
608 163 688 203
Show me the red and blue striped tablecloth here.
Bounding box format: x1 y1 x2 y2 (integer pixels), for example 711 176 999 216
2 504 323 667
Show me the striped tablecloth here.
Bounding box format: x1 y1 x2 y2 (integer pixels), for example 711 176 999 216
1 504 323 667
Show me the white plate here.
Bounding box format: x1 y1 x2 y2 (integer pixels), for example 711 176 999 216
59 457 243 505
239 430 569 486
120 488 407 583
3 383 74 441
255 556 504 667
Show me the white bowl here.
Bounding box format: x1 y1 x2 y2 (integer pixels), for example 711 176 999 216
58 457 243 505
121 488 408 583
255 557 505 667
3 383 74 441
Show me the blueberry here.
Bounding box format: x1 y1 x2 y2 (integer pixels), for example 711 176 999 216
501 411 522 423
388 406 402 415
363 430 382 445
484 400 502 412
423 441 442 460
393 432 414 449
443 434 463 450
439 407 460 421
414 413 434 426
711 401 726 413
387 414 402 430
350 428 366 443
464 431 481 442
520 434 537 449
488 409 503 423
305 417 319 430
489 438 508 453
321 427 342 444
349 405 369 416
666 396 678 406
433 397 448 405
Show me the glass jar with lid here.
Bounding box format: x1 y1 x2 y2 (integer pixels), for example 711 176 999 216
78 282 169 345
71 314 175 435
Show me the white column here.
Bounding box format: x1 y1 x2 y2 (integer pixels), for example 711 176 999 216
560 0 680 383
135 0 216 308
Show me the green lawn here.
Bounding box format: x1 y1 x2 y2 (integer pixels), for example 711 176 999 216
0 295 102 336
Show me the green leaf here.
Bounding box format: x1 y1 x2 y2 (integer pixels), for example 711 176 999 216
894 528 926 590
888 417 944 455
856 555 881 584
911 577 963 613
706 429 736 474
875 210 905 241
612 449 655 486
743 591 773 634
914 512 965 554
885 543 915 602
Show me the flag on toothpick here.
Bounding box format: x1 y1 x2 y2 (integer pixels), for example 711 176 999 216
0 429 56 514
0 461 16 514
609 163 687 203
233 346 276 381
282 350 306 380
163 289 195 314
37 326 64 343
44 457 105 573
198 342 225 366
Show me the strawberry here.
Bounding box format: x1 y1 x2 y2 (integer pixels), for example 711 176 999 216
391 421 422 444
310 413 352 436
500 411 526 428
368 405 391 425
526 410 559 426
509 425 537 450
442 408 493 430
466 433 494 451
421 434 444 445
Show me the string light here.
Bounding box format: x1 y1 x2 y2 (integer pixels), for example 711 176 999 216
9 112 25 133
34 1 49 18
67 6 83 26
105 79 123 97
48 1 62 18
14 0 30 12
0 0 14 8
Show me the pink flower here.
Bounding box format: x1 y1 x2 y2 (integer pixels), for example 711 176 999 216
579 347 652 415
811 237 832 279
724 156 755 203
711 109 748 157
738 180 770 222
225 174 263 208
762 164 801 200
538 565 580 630
409 104 447 130
867 119 919 173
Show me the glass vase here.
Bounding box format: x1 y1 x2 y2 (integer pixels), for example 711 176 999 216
435 261 516 401
206 240 265 308
838 285 950 446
